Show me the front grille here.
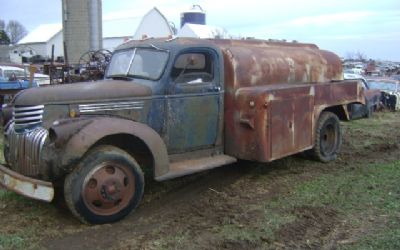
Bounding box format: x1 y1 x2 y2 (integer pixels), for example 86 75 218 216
13 105 44 130
6 123 48 176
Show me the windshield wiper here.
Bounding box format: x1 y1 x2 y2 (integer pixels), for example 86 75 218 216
126 74 153 80
108 75 133 81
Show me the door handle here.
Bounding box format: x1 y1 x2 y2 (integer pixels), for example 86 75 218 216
209 86 221 92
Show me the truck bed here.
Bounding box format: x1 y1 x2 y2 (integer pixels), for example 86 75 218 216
224 80 364 162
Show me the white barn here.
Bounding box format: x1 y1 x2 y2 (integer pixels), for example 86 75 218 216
16 23 63 60
12 7 174 63
177 23 226 39
133 7 173 40
102 8 173 51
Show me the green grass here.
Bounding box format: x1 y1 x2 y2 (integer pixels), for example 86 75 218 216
146 160 400 249
0 234 26 250
342 112 399 150
265 160 400 248
285 162 400 212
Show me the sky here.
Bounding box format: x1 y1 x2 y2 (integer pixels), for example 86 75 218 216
1 0 399 61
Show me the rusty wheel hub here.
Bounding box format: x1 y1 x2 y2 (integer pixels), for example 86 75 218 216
321 123 336 155
83 163 135 216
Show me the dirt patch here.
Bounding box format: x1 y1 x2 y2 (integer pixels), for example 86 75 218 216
274 206 339 249
217 239 262 250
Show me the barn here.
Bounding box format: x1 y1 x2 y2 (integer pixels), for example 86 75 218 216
11 7 174 63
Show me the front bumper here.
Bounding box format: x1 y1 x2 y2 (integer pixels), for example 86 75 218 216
0 164 54 202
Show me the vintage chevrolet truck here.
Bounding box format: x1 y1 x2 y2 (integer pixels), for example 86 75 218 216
0 38 364 224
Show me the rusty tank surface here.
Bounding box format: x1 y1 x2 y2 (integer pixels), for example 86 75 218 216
0 37 365 225
203 39 347 160
214 38 343 88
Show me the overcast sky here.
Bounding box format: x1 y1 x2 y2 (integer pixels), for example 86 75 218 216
1 0 399 61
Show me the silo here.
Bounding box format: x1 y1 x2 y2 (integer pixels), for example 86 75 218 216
180 5 206 28
62 0 102 65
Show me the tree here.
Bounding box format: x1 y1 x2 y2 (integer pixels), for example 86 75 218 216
355 51 367 62
0 19 9 45
0 30 10 45
0 20 5 31
212 28 229 39
345 50 368 62
6 20 27 44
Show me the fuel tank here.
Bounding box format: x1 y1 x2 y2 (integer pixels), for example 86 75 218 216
213 39 343 92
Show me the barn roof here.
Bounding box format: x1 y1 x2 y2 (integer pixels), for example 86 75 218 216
177 23 225 39
19 7 171 43
18 23 62 44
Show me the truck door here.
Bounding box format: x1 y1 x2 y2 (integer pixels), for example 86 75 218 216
166 50 221 153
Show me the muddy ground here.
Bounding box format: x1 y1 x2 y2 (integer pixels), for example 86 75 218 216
1 111 400 250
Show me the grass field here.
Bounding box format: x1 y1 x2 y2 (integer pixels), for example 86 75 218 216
1 111 400 250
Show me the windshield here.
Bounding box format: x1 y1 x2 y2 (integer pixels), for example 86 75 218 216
368 81 399 92
4 69 25 78
106 48 169 80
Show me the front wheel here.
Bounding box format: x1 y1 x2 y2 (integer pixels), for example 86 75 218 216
308 111 342 162
64 145 144 224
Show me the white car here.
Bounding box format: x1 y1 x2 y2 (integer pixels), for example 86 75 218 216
0 65 50 86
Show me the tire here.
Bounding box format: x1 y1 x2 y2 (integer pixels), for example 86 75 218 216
64 145 144 224
308 111 342 162
365 105 374 118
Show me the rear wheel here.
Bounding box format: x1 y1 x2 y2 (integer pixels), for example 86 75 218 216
366 105 374 118
64 145 144 224
308 111 342 162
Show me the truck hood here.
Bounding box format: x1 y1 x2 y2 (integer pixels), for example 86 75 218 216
13 80 152 106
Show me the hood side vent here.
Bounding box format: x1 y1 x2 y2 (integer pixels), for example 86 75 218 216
13 105 44 131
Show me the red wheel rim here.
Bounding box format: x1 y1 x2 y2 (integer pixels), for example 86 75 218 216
83 162 135 216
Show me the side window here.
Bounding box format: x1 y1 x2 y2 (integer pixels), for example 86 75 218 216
171 52 214 84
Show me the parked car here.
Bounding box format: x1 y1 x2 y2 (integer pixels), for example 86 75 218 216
0 65 50 86
0 65 40 89
344 73 380 119
391 75 400 81
367 78 400 111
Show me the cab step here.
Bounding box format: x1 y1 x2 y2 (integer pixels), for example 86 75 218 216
155 154 237 181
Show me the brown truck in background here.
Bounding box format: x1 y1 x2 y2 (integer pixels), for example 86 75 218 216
0 38 365 224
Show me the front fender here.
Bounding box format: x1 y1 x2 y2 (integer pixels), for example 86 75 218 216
46 117 169 178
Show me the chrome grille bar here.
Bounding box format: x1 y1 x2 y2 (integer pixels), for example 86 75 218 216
79 101 144 113
7 124 48 177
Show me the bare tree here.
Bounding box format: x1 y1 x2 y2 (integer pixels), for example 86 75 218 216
0 20 5 30
6 20 27 44
212 28 229 39
355 51 367 62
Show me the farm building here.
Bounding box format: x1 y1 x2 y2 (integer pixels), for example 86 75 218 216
11 7 174 63
103 7 173 51
177 23 226 39
16 23 63 61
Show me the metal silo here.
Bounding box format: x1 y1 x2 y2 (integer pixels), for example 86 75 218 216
62 0 102 65
180 5 206 28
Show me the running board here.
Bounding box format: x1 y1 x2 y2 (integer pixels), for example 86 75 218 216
155 155 237 181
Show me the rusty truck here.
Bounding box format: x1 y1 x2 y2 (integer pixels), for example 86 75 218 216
0 38 365 224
